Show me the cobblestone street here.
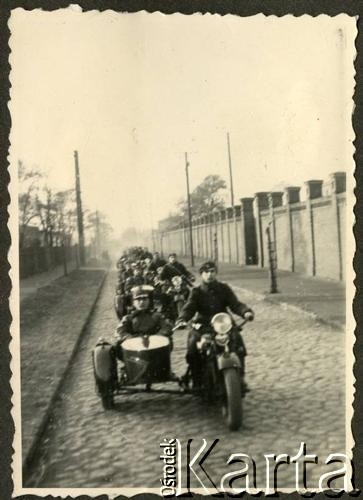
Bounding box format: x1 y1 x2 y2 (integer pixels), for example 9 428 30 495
25 270 347 491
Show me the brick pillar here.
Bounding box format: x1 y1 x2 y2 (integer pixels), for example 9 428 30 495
305 180 323 276
234 205 241 264
215 211 221 262
268 192 283 241
209 213 214 259
330 172 346 281
254 192 269 267
183 222 187 257
212 211 218 263
226 207 233 263
284 187 301 272
203 215 207 259
199 217 203 258
220 210 226 262
194 218 198 258
240 197 256 265
204 215 208 258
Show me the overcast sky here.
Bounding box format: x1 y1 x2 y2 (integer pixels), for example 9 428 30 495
9 9 356 236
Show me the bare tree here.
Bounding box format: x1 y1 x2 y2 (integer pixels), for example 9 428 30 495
162 174 227 230
34 186 57 248
86 210 113 261
18 160 42 248
53 189 77 274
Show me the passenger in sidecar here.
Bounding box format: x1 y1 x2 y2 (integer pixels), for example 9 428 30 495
93 284 173 408
113 284 172 360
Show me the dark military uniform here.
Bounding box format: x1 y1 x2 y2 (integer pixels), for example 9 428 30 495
160 261 194 282
178 281 251 325
128 275 145 287
149 257 167 272
113 309 172 359
120 268 133 280
178 280 252 386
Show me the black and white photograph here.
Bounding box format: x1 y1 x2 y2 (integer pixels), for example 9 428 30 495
8 8 357 496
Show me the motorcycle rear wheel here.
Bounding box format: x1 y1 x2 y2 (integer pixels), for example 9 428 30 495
223 368 242 431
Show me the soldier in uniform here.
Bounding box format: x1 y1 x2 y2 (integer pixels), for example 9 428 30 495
113 285 172 359
149 251 167 272
120 260 133 280
130 265 145 286
160 253 195 283
175 261 254 389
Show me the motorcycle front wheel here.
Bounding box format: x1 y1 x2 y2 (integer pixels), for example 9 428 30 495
101 389 114 410
223 368 242 431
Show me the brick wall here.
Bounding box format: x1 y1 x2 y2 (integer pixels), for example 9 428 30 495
156 171 347 282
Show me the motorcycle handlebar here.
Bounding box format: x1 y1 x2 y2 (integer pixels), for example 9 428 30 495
172 313 253 332
172 322 187 332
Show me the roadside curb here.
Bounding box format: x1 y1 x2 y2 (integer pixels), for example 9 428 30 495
232 284 345 331
22 270 107 475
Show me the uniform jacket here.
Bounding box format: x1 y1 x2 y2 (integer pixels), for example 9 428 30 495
160 261 193 282
117 310 171 343
149 258 166 272
119 268 133 281
178 280 251 325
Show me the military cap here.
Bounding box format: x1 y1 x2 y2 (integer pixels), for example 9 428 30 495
199 260 217 273
131 285 154 299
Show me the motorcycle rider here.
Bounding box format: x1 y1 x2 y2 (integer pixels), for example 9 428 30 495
143 269 155 285
160 253 195 283
130 265 145 286
149 251 167 272
113 285 172 359
153 266 170 312
175 261 254 390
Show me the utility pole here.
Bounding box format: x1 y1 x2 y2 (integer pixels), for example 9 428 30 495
227 132 239 263
185 152 195 267
74 150 85 266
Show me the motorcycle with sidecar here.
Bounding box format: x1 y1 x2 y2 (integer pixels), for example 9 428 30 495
92 312 251 430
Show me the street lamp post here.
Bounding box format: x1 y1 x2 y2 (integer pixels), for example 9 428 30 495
185 152 195 267
266 224 279 293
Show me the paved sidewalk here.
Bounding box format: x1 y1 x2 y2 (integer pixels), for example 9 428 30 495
21 268 107 469
20 261 77 302
181 257 346 329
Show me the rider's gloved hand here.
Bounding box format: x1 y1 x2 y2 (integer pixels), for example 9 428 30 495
243 311 254 321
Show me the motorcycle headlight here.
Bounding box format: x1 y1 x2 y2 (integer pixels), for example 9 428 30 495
211 313 233 334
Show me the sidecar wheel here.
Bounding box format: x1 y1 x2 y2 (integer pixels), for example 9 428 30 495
223 368 242 431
